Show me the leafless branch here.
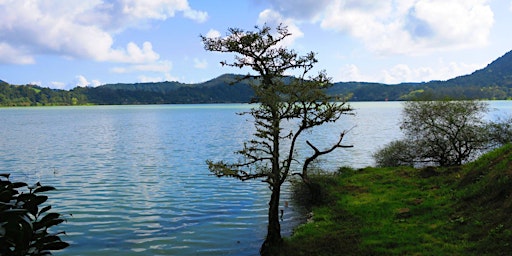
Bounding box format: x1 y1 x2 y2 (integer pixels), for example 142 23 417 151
301 130 353 181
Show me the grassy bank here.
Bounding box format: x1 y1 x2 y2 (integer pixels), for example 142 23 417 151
283 143 512 255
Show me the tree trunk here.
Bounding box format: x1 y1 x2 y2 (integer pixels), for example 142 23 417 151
260 108 283 256
260 183 282 256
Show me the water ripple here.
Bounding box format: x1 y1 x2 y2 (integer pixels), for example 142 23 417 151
5 103 508 255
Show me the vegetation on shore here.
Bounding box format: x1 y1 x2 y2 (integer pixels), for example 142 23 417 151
2 72 512 106
2 48 512 106
283 143 512 255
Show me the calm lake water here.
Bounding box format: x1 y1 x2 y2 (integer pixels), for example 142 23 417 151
1 101 510 255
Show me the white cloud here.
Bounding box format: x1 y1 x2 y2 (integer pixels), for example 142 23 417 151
29 81 42 86
326 0 493 54
75 0 207 28
51 75 102 90
338 60 483 83
75 75 91 87
0 43 34 64
183 8 208 23
266 0 494 55
110 67 127 73
50 81 67 90
108 42 160 63
412 0 493 49
339 64 365 82
257 9 304 46
112 60 173 84
261 0 332 21
0 0 206 64
120 0 207 22
91 80 102 87
138 75 165 83
194 58 208 69
111 60 172 74
138 73 177 83
205 29 221 39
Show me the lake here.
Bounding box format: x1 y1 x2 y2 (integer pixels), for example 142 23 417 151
1 101 510 255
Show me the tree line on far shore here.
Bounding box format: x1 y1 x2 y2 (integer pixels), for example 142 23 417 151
2 48 512 107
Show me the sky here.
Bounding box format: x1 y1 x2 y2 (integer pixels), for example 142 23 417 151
0 0 511 90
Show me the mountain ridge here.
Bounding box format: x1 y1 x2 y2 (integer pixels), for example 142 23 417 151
94 49 512 101
1 50 511 105
328 50 512 100
96 50 512 92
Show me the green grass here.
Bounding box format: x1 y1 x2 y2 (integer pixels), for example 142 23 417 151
283 144 512 255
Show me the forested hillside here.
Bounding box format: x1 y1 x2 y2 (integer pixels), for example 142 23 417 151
0 74 254 106
0 82 88 106
329 50 512 101
1 50 512 106
84 74 254 104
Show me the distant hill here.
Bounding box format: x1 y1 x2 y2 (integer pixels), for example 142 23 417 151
1 50 512 106
84 74 254 104
100 80 186 93
95 49 512 102
0 83 88 106
449 50 512 87
329 50 512 101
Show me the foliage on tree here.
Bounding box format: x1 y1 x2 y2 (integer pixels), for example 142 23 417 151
374 100 502 167
0 173 69 255
486 116 512 147
400 100 491 166
373 140 415 167
201 25 352 255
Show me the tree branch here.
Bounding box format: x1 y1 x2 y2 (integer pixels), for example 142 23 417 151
301 130 353 182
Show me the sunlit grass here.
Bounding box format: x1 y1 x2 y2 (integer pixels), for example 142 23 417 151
283 144 512 255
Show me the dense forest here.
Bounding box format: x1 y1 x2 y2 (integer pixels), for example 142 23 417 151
1 50 512 106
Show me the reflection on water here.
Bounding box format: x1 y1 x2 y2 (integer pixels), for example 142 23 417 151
0 101 510 255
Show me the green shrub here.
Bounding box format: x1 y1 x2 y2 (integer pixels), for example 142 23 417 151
0 173 69 256
373 140 415 167
487 116 512 147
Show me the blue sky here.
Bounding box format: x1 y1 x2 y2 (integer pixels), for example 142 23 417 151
0 0 511 90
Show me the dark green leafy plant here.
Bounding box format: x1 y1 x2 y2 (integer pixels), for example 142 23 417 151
0 173 69 256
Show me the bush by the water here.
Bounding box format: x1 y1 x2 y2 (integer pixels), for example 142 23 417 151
374 100 511 167
372 140 415 167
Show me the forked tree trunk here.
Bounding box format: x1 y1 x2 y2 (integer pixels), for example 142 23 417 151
260 183 282 256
